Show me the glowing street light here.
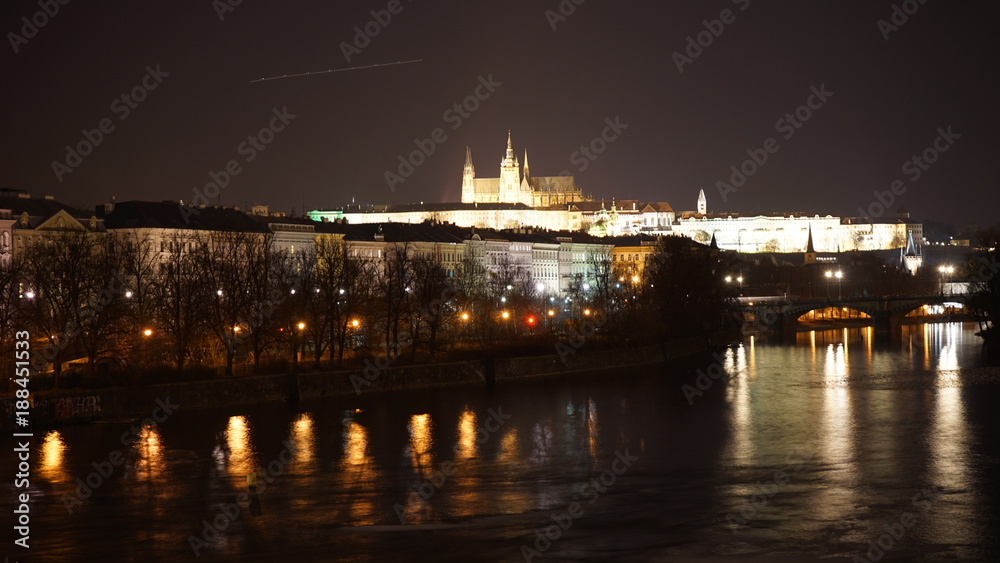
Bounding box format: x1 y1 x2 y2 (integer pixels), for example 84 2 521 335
24 290 35 299
351 319 361 328
460 312 470 321
125 290 133 298
501 311 510 320
142 329 153 337
825 270 844 298
938 265 955 294
297 322 306 331
725 275 744 295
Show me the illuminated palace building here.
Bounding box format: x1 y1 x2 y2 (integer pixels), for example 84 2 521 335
308 133 923 255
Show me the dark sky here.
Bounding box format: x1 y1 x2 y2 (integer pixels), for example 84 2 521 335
3 0 997 228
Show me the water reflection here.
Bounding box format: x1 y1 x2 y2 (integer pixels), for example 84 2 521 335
340 412 378 524
926 323 973 546
586 398 599 462
724 345 754 465
224 416 256 478
456 408 477 460
38 430 67 483
816 340 857 523
408 414 434 476
131 423 166 482
290 413 316 471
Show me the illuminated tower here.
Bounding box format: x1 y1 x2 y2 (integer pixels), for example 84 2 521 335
697 189 707 215
499 130 522 203
461 147 476 203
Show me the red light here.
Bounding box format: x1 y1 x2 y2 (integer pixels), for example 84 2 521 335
527 316 535 324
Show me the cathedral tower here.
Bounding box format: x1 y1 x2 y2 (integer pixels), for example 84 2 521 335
697 189 707 215
499 130 523 204
461 147 476 203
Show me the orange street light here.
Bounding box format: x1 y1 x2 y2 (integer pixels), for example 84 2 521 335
142 329 153 337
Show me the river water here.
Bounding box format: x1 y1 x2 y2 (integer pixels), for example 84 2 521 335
5 322 1000 562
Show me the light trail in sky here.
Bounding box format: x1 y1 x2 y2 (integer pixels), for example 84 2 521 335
250 59 423 83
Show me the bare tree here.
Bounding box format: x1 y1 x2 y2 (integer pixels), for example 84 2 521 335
195 230 261 376
372 242 413 357
313 235 369 367
116 230 159 372
156 233 208 374
409 252 455 358
0 257 22 391
19 231 129 383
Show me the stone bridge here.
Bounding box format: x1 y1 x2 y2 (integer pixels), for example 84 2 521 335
741 294 970 339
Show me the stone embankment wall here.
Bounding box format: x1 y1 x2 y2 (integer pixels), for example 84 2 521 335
3 337 709 429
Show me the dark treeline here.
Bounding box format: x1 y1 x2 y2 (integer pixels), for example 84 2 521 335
0 231 741 390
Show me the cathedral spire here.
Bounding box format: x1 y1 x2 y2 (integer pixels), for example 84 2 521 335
504 130 516 164
806 225 816 254
464 146 475 175
523 149 530 178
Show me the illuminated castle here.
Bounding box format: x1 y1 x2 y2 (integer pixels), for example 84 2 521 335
461 132 590 207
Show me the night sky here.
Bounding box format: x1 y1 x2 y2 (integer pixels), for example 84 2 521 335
3 0 997 228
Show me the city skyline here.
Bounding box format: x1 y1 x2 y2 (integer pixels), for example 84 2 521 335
2 1 997 229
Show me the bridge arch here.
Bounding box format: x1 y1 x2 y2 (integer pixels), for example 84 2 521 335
795 306 872 323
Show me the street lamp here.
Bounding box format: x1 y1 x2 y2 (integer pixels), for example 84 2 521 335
831 270 843 298
938 265 954 295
